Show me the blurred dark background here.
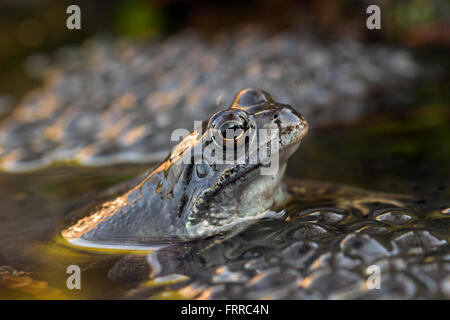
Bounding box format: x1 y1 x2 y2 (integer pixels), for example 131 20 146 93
0 0 448 103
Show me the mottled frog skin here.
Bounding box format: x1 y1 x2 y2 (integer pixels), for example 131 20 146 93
62 88 308 246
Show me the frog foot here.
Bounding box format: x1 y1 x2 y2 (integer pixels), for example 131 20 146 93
336 197 407 216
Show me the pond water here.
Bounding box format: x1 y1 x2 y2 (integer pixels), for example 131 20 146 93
0 105 449 299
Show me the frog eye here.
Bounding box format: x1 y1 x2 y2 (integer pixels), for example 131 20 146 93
211 115 249 149
207 110 254 157
218 117 247 141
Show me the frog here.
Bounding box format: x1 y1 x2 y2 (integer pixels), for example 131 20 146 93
61 88 309 248
61 88 411 250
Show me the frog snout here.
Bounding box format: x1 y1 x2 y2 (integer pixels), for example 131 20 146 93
275 105 308 143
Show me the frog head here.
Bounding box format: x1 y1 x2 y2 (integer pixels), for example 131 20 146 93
166 88 308 238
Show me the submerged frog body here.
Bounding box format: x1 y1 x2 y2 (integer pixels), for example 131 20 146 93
62 88 308 246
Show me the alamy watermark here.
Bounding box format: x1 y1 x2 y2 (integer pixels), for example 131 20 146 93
66 265 81 290
366 5 381 30
366 264 381 290
66 5 81 30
